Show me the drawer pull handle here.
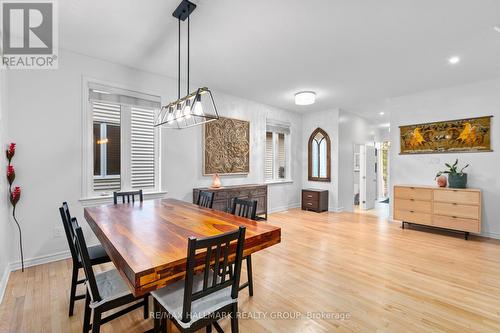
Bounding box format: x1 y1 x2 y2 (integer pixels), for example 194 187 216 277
307 202 312 206
452 216 457 219
410 187 415 189
410 199 415 201
452 203 457 205
410 210 414 213
307 195 312 198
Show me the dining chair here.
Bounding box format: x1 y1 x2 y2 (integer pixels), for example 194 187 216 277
151 226 246 333
197 190 215 209
113 189 143 204
59 202 111 317
230 198 257 297
73 224 149 333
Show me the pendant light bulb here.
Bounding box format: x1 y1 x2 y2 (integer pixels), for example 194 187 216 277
183 99 192 119
166 106 174 124
193 94 203 116
176 103 183 122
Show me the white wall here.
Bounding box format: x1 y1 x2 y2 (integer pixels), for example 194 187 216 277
388 78 500 238
0 68 13 300
301 109 340 210
163 92 303 212
4 49 302 267
338 110 374 211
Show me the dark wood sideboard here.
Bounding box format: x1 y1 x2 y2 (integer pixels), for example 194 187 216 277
193 184 268 219
302 189 329 212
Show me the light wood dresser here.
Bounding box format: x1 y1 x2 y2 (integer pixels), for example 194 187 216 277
393 185 481 240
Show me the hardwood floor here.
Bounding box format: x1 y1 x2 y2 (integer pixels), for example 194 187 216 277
2 208 500 332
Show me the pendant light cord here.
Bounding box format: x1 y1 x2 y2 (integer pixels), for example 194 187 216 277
178 17 181 100
187 8 190 95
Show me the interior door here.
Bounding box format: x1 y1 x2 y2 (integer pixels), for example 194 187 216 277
360 145 376 210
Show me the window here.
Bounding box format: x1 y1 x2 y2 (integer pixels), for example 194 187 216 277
308 128 331 182
84 82 161 198
265 121 291 182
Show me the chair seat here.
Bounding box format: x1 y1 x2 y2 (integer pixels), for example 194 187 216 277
88 269 131 308
151 273 237 329
88 244 111 265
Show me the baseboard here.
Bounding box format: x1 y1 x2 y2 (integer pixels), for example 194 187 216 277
268 202 301 214
0 264 11 305
329 206 344 212
480 231 500 240
9 250 71 272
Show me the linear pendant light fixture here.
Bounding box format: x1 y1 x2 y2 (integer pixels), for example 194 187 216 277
155 0 219 129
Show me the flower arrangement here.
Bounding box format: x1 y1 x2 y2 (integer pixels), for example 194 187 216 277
6 143 24 271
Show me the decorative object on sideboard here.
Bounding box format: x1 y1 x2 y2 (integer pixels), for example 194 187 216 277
435 159 469 189
154 0 219 129
6 143 24 272
204 117 250 175
436 175 447 187
399 116 492 154
211 173 221 188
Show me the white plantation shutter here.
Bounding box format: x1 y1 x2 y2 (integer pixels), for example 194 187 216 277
265 120 291 182
265 132 274 180
93 102 120 124
131 107 156 189
277 133 286 179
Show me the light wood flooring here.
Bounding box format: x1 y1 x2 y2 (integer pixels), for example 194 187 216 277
1 209 500 332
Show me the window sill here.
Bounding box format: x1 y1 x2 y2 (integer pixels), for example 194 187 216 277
264 179 294 185
79 191 168 207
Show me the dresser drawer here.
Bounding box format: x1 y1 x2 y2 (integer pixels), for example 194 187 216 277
433 215 480 233
302 191 319 201
395 199 432 213
394 187 432 201
302 199 319 209
394 210 432 225
433 190 480 205
433 202 480 219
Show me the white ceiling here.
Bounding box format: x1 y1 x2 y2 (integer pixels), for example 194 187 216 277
60 0 500 120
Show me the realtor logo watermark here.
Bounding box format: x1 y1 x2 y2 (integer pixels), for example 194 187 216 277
1 0 58 69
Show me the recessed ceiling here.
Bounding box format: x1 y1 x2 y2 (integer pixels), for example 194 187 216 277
60 0 500 117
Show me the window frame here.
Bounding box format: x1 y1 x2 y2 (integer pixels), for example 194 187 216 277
308 127 331 182
264 120 292 184
81 78 163 203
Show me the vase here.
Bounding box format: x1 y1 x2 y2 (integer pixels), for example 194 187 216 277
448 173 467 188
436 175 447 187
211 174 221 188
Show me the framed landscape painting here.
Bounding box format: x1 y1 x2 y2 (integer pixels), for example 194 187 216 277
203 117 250 175
400 116 492 154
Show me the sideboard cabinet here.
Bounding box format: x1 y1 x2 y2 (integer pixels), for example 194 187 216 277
393 185 481 239
193 184 267 219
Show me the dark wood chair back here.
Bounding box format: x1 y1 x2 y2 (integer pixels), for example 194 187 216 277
231 198 257 220
73 224 102 303
197 190 214 209
113 189 143 204
181 226 246 324
59 203 79 264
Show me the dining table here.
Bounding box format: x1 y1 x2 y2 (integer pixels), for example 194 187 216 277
84 198 282 297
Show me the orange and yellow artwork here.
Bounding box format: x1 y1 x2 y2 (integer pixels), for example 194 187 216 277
400 116 492 154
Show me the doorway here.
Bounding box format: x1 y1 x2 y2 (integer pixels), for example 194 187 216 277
354 142 390 218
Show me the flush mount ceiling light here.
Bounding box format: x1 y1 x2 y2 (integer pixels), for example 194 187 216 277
155 0 219 129
448 56 460 65
294 91 316 105
379 111 385 116
494 25 500 33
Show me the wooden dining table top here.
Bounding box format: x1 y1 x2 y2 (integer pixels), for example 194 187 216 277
84 198 281 297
